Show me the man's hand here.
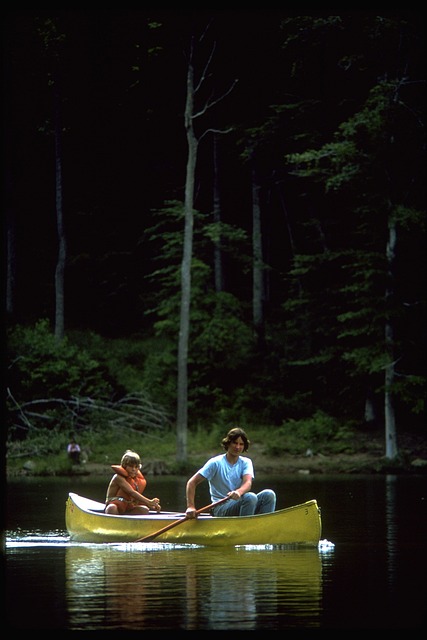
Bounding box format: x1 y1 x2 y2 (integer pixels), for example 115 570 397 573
185 507 197 519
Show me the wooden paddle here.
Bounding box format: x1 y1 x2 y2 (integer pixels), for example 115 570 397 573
135 496 230 543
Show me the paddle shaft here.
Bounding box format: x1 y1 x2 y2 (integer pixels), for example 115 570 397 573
135 495 230 543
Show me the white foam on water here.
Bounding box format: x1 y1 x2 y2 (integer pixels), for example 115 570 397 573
318 538 335 552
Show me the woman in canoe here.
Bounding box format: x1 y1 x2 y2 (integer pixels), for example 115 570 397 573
185 427 276 518
105 450 162 515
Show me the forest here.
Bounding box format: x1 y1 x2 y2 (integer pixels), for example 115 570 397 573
3 11 426 465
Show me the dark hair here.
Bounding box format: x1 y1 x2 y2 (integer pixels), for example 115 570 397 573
221 427 250 452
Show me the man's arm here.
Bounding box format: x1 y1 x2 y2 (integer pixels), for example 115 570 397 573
229 473 253 500
185 472 205 518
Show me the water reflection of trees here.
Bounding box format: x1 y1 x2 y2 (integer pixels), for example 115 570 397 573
65 545 322 630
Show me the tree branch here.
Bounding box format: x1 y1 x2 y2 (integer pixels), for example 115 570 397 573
193 78 239 120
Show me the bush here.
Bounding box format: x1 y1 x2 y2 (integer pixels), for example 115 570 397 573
7 319 113 402
266 411 353 456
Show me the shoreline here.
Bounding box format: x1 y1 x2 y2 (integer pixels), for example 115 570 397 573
7 430 427 479
8 449 427 479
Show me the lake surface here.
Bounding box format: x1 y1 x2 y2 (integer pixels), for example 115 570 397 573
4 473 427 630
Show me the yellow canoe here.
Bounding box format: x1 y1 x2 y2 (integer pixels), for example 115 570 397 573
65 492 322 546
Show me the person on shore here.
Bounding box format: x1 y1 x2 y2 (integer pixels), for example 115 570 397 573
67 436 81 464
105 449 161 515
185 427 276 518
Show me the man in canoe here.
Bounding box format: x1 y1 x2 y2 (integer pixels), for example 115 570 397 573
185 427 276 518
105 449 162 515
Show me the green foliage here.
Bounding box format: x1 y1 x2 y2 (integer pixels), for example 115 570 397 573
266 412 354 456
285 80 403 194
393 204 426 231
191 292 254 370
143 201 251 338
68 330 157 395
188 292 256 416
140 340 178 411
6 321 173 447
7 319 113 402
392 375 425 416
279 23 426 425
135 290 257 418
88 426 177 465
203 221 249 255
6 423 177 476
138 197 257 418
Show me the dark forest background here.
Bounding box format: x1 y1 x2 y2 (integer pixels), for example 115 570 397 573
3 10 426 464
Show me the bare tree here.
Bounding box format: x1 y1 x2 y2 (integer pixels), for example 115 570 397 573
53 70 66 341
5 168 16 317
384 217 398 459
37 18 66 341
176 32 237 462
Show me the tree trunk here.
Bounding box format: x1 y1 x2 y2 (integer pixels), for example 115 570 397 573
213 134 224 293
251 163 264 341
384 218 398 459
53 73 66 342
364 390 377 425
176 59 198 463
176 36 237 461
5 168 16 317
276 180 302 298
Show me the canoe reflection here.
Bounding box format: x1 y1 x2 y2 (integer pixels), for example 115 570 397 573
66 544 322 630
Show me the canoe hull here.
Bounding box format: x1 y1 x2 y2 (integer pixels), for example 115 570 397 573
66 493 322 546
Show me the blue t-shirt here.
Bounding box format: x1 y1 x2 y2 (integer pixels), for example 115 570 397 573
198 454 254 503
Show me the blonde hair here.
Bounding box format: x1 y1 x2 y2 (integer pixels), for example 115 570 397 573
120 450 141 468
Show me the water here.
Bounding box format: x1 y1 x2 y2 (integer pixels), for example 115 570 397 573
4 474 427 630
